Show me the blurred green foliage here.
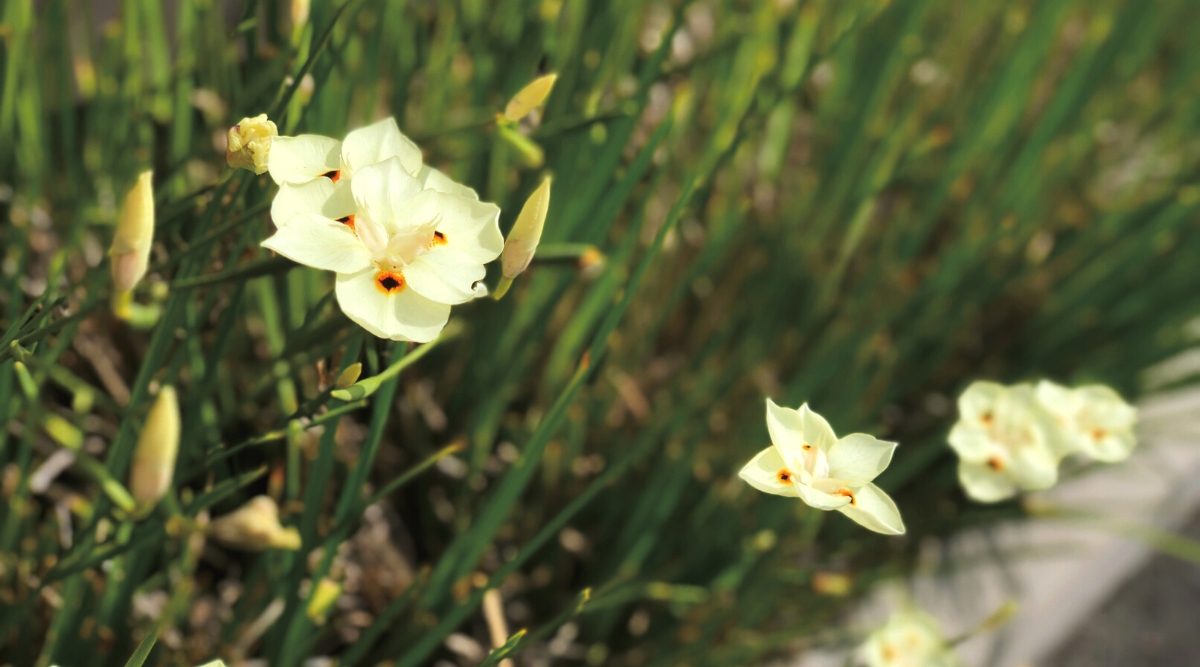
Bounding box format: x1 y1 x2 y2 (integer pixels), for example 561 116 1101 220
1 0 1199 665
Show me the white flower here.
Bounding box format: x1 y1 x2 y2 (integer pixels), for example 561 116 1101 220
949 382 1062 502
207 495 301 551
1035 380 1138 462
261 156 501 341
739 399 905 535
863 609 960 667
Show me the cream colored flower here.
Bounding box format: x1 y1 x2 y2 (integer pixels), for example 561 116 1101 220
262 157 501 341
110 170 155 293
226 114 278 174
128 386 180 508
949 382 1062 502
207 495 301 551
739 399 905 535
863 609 960 667
1036 380 1138 462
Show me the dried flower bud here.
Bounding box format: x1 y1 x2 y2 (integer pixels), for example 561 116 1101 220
501 176 551 279
128 386 180 508
226 114 278 175
208 495 301 551
334 363 362 390
110 171 155 293
504 74 557 122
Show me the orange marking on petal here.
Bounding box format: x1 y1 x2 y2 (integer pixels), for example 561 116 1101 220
322 170 341 183
986 456 1004 471
981 412 994 426
802 443 813 451
776 469 793 484
429 230 448 248
374 271 406 294
337 214 355 230
835 488 857 506
1091 428 1107 440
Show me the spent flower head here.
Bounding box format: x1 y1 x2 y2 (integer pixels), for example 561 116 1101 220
1035 380 1138 462
226 114 278 174
739 399 905 535
862 609 960 667
262 118 502 341
948 381 1062 502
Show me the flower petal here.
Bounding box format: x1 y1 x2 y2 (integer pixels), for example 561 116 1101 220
399 189 503 263
335 270 451 342
765 398 806 461
350 157 424 235
1085 428 1137 463
826 433 895 486
416 165 480 200
271 179 355 228
403 247 486 305
341 117 423 178
1007 438 1059 491
738 447 800 498
836 483 905 535
268 135 341 185
947 422 992 459
261 213 371 274
796 482 852 511
958 380 1008 422
958 461 1018 503
799 403 838 452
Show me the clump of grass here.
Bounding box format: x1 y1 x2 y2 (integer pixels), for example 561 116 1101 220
2 1 1199 666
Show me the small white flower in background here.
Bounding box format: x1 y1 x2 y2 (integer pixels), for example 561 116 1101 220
109 170 155 293
207 495 301 551
1035 380 1138 462
863 609 961 667
226 114 278 174
948 382 1062 503
263 118 502 341
739 399 905 535
128 386 180 509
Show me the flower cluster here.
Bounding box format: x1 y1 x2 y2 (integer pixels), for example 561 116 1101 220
260 117 503 342
949 380 1138 502
739 399 905 535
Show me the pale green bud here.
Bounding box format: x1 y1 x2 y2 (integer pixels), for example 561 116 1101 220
504 73 557 122
110 171 155 293
129 386 181 508
501 176 552 279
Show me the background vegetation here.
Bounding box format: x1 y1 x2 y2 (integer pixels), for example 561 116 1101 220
1 0 1199 665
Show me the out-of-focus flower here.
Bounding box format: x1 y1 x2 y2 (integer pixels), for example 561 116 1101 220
949 382 1062 503
504 73 557 122
739 399 905 535
501 176 551 279
110 170 155 293
128 386 180 508
1036 380 1138 462
207 496 301 551
863 609 960 667
262 155 501 341
226 114 278 174
306 578 342 625
291 0 310 28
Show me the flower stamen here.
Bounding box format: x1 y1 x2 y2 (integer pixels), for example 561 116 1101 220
374 271 406 294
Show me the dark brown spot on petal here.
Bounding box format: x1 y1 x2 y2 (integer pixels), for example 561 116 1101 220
429 230 448 248
802 443 812 451
986 456 1004 471
776 469 793 484
337 214 355 230
374 271 406 294
835 488 857 506
322 170 341 183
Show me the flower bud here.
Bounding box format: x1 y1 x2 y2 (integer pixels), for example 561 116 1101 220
226 114 278 175
207 495 301 551
306 578 343 625
504 74 557 122
501 176 551 279
128 386 181 508
110 171 155 293
334 363 362 390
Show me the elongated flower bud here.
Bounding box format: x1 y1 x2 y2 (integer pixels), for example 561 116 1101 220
128 386 181 508
291 0 310 28
226 114 278 175
110 170 155 293
208 495 301 551
334 363 362 390
501 176 551 279
504 74 557 122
